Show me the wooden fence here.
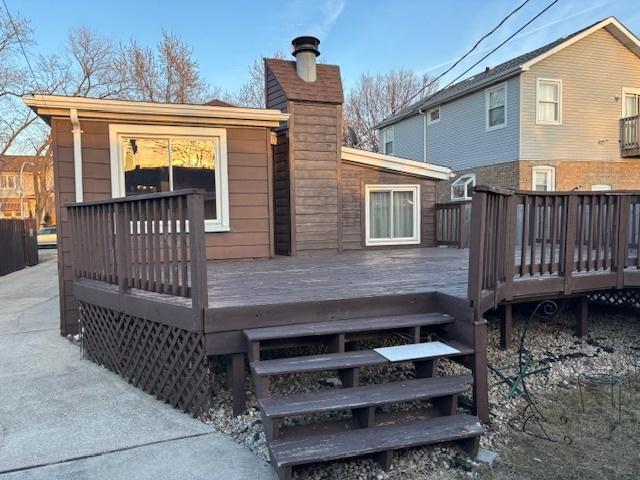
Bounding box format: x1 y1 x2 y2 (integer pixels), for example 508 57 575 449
0 219 38 276
468 186 640 317
67 189 209 321
435 201 471 248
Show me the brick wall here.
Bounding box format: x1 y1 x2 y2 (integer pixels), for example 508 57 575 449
436 161 519 201
519 160 640 191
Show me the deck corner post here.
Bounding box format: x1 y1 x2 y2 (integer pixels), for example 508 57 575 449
615 195 630 289
500 303 513 350
472 318 489 423
186 192 209 331
563 195 579 295
577 296 588 338
468 191 488 313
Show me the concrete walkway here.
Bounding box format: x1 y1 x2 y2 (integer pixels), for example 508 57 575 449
0 253 273 479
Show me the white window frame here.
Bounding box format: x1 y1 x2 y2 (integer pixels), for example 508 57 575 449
382 127 394 155
536 78 562 125
591 184 612 191
531 165 556 191
485 83 507 131
621 87 640 118
109 124 230 233
427 107 441 125
365 184 420 246
450 173 476 201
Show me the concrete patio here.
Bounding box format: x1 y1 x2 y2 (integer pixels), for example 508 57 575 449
0 253 272 480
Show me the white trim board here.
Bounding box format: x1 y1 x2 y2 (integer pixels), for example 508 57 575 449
342 147 452 180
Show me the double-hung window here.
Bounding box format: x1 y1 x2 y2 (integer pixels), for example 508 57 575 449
0 174 16 189
532 165 555 191
109 125 229 232
365 185 420 246
537 79 562 124
382 127 394 155
486 83 506 131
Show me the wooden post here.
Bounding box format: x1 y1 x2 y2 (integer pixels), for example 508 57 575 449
115 203 129 295
468 191 488 321
616 196 630 289
230 353 246 416
500 303 513 350
472 319 489 423
563 195 578 295
186 192 209 332
458 203 465 249
577 296 588 338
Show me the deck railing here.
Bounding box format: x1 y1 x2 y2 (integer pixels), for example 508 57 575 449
435 201 471 248
468 186 640 317
621 115 640 156
67 189 209 321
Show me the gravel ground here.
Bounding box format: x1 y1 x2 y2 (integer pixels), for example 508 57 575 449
200 299 640 479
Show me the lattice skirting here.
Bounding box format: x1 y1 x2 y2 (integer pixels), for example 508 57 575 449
79 301 210 416
587 289 640 311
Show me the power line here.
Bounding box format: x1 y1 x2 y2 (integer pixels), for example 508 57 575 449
423 0 560 106
397 0 531 112
2 0 43 96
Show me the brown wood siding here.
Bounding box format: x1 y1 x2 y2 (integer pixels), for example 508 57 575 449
51 120 273 333
290 101 341 255
205 127 272 260
52 119 112 335
266 69 288 112
340 162 437 251
273 128 291 254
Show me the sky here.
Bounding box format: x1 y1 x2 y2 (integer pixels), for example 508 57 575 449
11 0 640 94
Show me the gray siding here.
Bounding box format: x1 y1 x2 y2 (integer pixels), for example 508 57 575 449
426 76 520 170
381 114 424 161
520 28 640 161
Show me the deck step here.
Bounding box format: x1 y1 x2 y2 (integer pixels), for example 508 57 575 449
269 413 483 469
252 340 473 377
244 312 453 343
260 375 473 419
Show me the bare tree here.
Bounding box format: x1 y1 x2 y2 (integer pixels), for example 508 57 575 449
230 51 285 108
120 31 217 104
343 69 438 152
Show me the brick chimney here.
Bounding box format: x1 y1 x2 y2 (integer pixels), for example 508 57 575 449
265 37 344 256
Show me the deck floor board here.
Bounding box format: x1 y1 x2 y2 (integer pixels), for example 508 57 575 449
205 247 469 308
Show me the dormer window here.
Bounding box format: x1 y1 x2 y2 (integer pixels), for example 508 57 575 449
382 127 394 155
451 173 476 201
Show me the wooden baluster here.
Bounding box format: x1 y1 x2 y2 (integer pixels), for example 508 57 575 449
170 197 179 296
594 195 602 271
179 196 188 297
563 195 578 295
153 200 161 293
616 196 630 288
550 196 558 274
541 196 548 274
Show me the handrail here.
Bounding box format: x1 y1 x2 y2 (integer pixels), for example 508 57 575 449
67 189 209 330
468 185 640 319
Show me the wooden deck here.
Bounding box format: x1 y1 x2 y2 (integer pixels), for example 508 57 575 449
205 248 469 308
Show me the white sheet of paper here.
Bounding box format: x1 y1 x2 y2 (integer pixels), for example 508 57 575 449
374 341 460 362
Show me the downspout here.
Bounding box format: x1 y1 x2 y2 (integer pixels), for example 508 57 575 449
70 108 84 202
419 109 427 162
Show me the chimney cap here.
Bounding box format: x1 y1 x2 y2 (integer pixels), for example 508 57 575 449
292 36 320 57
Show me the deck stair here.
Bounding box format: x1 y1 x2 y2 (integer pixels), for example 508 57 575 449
243 312 484 480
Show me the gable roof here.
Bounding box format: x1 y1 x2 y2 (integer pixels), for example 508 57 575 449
265 58 344 104
341 147 452 180
377 17 640 129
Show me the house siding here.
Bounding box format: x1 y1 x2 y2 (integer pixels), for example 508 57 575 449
341 162 437 250
426 76 520 170
380 114 424 161
51 120 273 334
520 28 640 161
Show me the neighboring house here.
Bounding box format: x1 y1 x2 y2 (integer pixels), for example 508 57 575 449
0 155 54 223
24 36 451 334
376 17 640 200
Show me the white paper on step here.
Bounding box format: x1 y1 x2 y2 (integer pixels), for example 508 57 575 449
374 341 460 362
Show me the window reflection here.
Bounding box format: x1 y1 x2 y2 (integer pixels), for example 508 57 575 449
122 136 217 220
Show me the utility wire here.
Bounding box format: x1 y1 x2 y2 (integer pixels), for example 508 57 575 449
2 0 45 98
397 0 531 112
424 0 560 105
